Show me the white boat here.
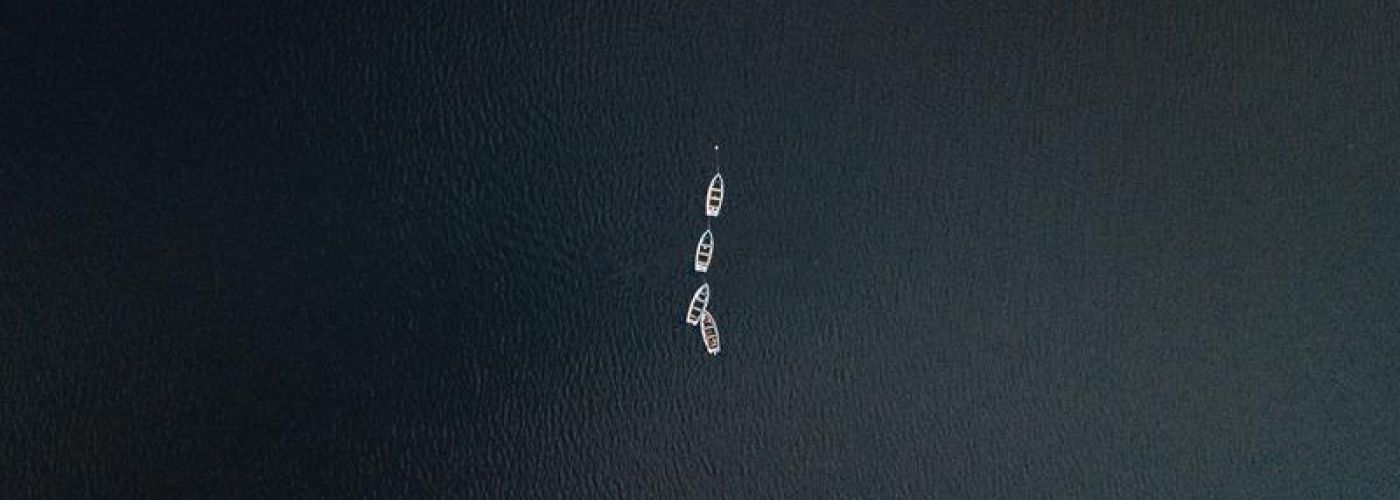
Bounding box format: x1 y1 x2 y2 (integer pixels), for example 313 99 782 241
705 173 724 217
693 229 714 273
684 283 710 325
700 310 721 355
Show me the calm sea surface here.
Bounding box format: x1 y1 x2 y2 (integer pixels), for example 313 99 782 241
3 1 1397 497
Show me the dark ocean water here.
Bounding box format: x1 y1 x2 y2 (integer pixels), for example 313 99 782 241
3 1 1399 497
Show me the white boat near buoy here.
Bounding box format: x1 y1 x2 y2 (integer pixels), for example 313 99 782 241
700 310 720 355
693 229 714 273
705 173 724 217
685 283 710 325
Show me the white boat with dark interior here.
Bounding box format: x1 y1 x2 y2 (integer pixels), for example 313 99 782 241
694 229 714 273
700 310 721 355
685 283 710 325
705 173 724 217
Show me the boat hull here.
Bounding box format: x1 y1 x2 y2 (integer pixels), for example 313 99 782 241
685 283 710 325
705 173 724 217
701 310 721 355
694 229 713 273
